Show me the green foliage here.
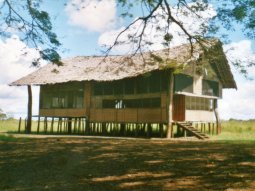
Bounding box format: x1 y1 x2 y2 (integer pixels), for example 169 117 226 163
114 0 255 76
0 108 7 119
0 0 61 65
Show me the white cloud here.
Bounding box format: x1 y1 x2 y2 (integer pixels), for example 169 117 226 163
98 3 216 54
0 36 43 118
219 40 255 120
219 82 255 120
65 0 117 32
224 40 255 75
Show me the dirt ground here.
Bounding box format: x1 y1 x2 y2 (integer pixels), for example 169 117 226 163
0 136 255 191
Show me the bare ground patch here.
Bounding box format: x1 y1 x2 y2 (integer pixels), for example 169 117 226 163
0 137 255 191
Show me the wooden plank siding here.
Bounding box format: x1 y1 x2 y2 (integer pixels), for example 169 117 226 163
40 108 86 117
173 94 185 121
39 80 168 123
89 108 166 123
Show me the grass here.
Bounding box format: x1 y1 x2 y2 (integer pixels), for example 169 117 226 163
1 118 254 140
211 119 255 141
0 118 19 132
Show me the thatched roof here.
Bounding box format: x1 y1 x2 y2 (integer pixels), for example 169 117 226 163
10 39 236 89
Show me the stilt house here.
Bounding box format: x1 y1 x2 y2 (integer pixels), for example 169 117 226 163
11 39 236 138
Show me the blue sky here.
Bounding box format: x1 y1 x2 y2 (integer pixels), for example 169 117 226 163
0 0 254 119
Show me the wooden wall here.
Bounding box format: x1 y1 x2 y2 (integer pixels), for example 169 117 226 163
89 90 168 123
173 94 185 121
39 81 168 123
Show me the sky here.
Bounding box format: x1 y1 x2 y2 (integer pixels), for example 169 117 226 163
0 0 254 120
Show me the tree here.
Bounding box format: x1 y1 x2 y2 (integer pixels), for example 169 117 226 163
1 0 254 73
0 0 61 65
106 0 255 75
0 108 7 120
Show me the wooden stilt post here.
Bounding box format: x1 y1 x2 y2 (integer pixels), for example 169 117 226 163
44 117 48 133
26 85 32 134
159 123 163 138
120 123 125 136
135 123 138 137
50 117 54 133
68 117 72 134
18 117 22 133
37 116 40 134
214 100 222 134
24 118 27 132
167 70 174 138
59 118 63 133
102 122 106 135
78 118 81 134
147 123 152 138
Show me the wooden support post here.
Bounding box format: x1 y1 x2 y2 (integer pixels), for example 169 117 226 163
159 123 163 138
85 119 89 134
51 117 54 133
176 124 181 137
214 101 222 134
44 117 48 133
82 118 85 134
26 85 32 134
24 118 27 132
102 122 106 135
167 70 174 138
184 130 187 137
57 118 60 133
18 117 22 133
135 123 138 137
195 123 198 129
37 116 40 134
147 123 152 138
68 117 72 134
78 118 81 134
120 123 125 136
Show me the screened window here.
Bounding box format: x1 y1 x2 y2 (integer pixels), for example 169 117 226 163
93 71 168 96
137 77 148 94
104 82 114 95
148 72 161 93
94 83 103 95
102 98 161 109
174 74 193 93
40 83 84 109
185 96 214 111
114 81 123 95
202 80 219 96
124 79 135 94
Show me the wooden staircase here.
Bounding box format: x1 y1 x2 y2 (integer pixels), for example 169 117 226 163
176 122 210 140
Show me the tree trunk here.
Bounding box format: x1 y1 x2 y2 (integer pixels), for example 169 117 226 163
214 100 221 134
26 85 32 134
167 70 174 138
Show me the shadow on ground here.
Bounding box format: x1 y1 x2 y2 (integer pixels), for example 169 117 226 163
0 137 255 191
